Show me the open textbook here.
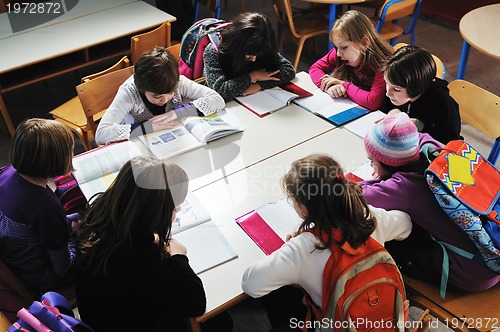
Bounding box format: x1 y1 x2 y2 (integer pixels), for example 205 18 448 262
292 88 362 122
173 192 238 274
235 198 302 255
139 112 245 160
343 110 386 138
235 84 312 117
72 141 141 201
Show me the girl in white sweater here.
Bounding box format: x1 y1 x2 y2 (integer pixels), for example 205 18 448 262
96 47 225 145
241 154 412 330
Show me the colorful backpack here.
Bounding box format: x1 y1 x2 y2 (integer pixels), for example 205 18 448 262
8 291 94 332
424 140 500 296
302 229 408 332
178 18 229 81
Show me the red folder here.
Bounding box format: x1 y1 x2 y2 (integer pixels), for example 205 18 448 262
281 82 313 98
236 210 284 255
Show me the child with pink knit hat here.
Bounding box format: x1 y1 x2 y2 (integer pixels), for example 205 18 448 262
361 112 500 295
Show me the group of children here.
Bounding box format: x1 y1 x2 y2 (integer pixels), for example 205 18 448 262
1 7 497 332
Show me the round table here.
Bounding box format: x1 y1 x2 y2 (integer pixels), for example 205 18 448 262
457 3 500 79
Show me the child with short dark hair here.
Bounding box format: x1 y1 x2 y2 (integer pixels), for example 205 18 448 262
242 154 411 330
0 118 78 292
381 45 461 144
96 46 225 145
203 12 296 102
309 10 393 110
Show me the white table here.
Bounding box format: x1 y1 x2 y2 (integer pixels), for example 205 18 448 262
189 128 367 330
0 0 175 136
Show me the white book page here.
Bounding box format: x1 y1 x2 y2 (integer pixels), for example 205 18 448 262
138 125 204 159
264 87 298 105
183 112 243 143
350 162 374 182
78 171 118 201
72 141 141 185
171 192 211 235
174 220 238 274
256 198 303 242
235 90 286 115
293 89 358 118
344 110 386 138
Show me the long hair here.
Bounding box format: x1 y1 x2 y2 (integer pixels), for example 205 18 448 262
331 10 393 87
218 12 279 78
10 118 74 178
282 154 376 249
382 45 437 98
77 156 188 277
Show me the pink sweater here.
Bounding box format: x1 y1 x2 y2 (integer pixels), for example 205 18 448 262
309 48 386 110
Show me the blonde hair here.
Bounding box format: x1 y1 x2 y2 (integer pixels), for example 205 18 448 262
10 118 74 178
331 10 393 84
282 154 376 249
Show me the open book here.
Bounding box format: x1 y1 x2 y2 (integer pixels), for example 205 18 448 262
72 141 141 201
235 198 302 255
292 88 361 122
345 161 374 183
343 110 386 138
174 192 238 274
235 84 312 117
139 112 245 160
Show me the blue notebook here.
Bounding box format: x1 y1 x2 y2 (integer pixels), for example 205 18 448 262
327 107 369 126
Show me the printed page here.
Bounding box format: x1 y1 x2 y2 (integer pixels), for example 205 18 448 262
138 125 204 159
256 198 303 242
183 112 244 143
235 90 287 115
174 220 238 274
263 87 299 105
346 161 374 183
172 192 211 235
344 110 386 138
293 88 358 118
72 141 141 185
78 171 118 201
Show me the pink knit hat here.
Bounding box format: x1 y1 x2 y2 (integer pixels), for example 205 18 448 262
364 112 420 167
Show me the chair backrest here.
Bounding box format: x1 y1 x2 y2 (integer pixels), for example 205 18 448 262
82 56 130 83
76 66 134 134
449 80 500 141
378 0 418 22
0 258 38 307
394 43 446 79
273 0 299 38
131 21 172 64
167 43 181 60
376 0 422 45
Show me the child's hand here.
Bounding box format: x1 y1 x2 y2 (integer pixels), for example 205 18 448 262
320 75 343 91
166 238 187 256
242 83 262 96
150 111 179 131
286 231 300 242
326 84 347 98
249 70 280 83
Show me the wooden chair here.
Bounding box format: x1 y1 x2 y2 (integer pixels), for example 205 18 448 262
49 56 131 151
375 0 423 46
0 257 77 308
76 66 135 137
404 275 500 332
449 80 500 165
194 0 221 22
272 0 329 70
167 43 181 59
394 43 446 79
130 21 172 64
0 310 12 330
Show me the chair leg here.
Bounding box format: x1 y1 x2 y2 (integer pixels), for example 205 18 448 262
294 40 306 70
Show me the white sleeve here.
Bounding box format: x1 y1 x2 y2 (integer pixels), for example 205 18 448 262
95 82 134 145
241 238 302 298
178 75 225 116
368 205 412 246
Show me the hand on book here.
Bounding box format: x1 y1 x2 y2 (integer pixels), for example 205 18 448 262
242 83 262 96
320 75 344 91
150 111 179 132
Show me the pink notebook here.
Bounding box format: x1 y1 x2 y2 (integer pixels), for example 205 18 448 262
236 210 284 255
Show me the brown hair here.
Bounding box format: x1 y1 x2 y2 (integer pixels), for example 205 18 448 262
282 154 376 249
77 156 188 277
10 118 74 178
134 46 179 94
382 45 437 98
331 10 393 83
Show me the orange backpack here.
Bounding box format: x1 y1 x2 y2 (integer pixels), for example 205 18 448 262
303 229 408 332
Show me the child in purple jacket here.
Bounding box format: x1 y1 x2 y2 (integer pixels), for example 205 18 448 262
361 113 499 295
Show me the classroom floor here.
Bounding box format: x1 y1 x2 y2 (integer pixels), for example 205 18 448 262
0 1 499 331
